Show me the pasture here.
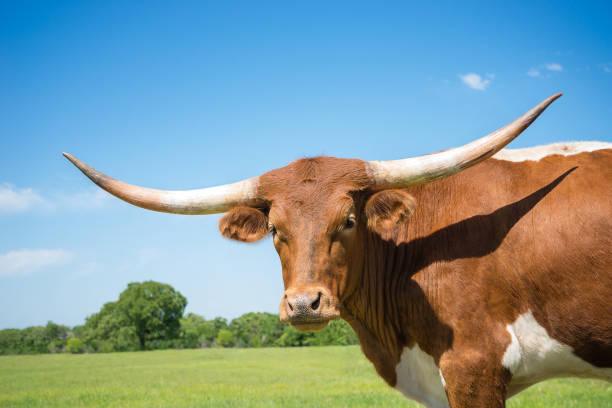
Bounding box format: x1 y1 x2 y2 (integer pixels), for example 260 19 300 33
0 346 609 407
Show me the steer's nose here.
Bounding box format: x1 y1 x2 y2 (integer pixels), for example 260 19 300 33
280 286 337 326
286 289 322 316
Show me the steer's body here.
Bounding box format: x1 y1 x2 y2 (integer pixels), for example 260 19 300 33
65 95 612 407
339 143 612 407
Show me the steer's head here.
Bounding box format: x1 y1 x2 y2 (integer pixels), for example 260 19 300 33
219 157 371 330
63 94 560 331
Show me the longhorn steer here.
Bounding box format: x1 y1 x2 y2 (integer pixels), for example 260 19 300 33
64 94 612 407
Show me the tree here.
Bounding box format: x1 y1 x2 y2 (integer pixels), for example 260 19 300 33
227 312 285 347
275 318 358 347
20 326 49 353
315 319 359 346
276 325 319 347
81 281 187 351
0 322 72 355
180 313 206 348
205 317 228 342
117 281 187 349
81 301 139 352
45 321 71 353
66 338 85 354
44 321 70 341
216 329 234 347
179 314 229 348
0 329 23 354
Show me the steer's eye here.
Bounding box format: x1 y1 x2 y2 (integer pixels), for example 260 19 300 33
268 223 277 235
344 215 356 229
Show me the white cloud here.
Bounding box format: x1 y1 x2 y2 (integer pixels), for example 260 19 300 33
0 183 110 214
545 63 563 72
601 63 612 73
0 183 46 213
527 63 564 78
0 249 74 277
526 68 541 77
459 73 493 91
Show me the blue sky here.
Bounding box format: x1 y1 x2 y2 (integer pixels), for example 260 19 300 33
1 1 611 328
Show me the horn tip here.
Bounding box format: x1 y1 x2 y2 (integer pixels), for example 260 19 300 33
62 152 79 165
62 152 85 170
62 152 77 161
536 93 562 111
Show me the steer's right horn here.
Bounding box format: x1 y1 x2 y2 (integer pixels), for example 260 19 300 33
366 93 562 189
62 153 263 214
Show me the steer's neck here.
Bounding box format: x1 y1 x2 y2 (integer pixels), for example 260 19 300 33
341 180 461 386
341 229 441 386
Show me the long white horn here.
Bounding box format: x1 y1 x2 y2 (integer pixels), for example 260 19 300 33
63 153 263 214
366 93 562 189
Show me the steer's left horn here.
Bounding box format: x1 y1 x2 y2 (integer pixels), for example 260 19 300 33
62 153 263 214
366 93 562 189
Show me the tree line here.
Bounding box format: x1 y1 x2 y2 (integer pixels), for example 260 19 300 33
0 281 358 354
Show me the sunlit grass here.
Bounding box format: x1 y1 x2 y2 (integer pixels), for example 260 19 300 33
0 346 609 407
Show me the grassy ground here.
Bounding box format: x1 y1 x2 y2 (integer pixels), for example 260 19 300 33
0 346 609 407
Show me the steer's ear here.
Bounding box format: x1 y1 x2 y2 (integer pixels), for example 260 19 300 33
365 190 416 235
218 206 269 242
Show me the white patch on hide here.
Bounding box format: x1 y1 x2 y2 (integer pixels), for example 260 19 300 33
502 324 521 373
395 344 449 408
493 141 611 162
503 310 612 397
439 369 446 388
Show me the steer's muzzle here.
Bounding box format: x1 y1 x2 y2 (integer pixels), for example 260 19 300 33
279 287 340 331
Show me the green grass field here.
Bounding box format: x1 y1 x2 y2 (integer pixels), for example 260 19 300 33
0 346 609 407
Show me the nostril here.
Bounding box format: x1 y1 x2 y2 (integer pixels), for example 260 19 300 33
287 296 294 312
311 292 322 311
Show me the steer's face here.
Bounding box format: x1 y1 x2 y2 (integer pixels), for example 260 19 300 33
219 157 369 331
268 190 362 330
218 157 417 331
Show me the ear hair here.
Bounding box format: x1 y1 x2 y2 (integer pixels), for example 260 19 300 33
218 206 269 243
365 190 416 235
